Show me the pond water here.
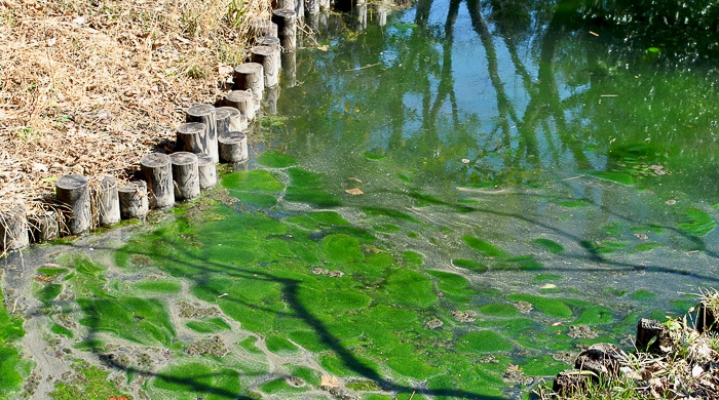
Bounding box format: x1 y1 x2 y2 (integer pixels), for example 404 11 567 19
3 1 719 399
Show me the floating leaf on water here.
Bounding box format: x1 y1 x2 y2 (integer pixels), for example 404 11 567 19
345 188 363 195
677 208 717 237
541 284 557 289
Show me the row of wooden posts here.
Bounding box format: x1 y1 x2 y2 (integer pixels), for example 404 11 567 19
0 7 303 253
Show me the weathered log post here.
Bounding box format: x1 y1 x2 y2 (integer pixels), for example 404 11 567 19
140 153 174 208
282 50 297 88
197 154 217 190
264 85 280 115
278 0 302 18
233 63 265 112
272 9 297 50
306 0 320 15
225 90 256 121
94 176 121 227
170 152 200 201
0 205 29 251
258 36 281 50
251 46 281 88
248 19 277 42
176 122 206 153
186 104 219 163
353 4 368 31
378 6 388 27
216 106 248 132
118 180 149 220
29 210 59 243
306 12 320 34
215 108 232 136
56 174 91 235
219 131 249 163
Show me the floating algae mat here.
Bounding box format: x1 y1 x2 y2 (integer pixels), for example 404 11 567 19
5 2 719 400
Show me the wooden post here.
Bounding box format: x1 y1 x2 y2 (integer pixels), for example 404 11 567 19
248 19 278 42
219 131 249 163
197 154 217 190
378 6 388 26
233 63 265 112
281 49 297 88
264 85 280 115
56 174 91 235
278 0 302 19
176 122 206 153
306 0 320 15
272 9 297 50
186 104 219 163
306 12 320 33
29 210 59 243
215 108 232 136
118 180 149 220
94 176 120 227
251 46 280 88
258 36 281 50
225 90 255 121
353 4 368 31
0 205 29 251
216 106 248 132
140 153 174 208
170 152 200 201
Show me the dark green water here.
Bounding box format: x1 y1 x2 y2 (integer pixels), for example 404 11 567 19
3 1 719 399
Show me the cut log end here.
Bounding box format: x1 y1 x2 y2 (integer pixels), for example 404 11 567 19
0 205 30 251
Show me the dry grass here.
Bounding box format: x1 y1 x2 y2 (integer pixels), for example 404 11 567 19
0 0 272 214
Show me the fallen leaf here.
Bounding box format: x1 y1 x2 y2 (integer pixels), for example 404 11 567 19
461 158 470 164
551 322 564 326
345 188 363 195
541 284 557 289
348 177 362 183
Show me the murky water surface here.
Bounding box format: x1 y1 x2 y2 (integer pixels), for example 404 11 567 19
4 2 719 399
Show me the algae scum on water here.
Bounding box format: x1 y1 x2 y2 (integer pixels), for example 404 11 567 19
5 0 719 399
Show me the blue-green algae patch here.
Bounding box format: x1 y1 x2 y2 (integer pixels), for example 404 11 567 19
456 331 513 353
464 235 508 258
257 151 297 168
265 335 298 353
77 296 175 346
131 280 183 295
0 291 30 398
186 318 232 333
152 362 241 400
50 360 131 400
452 258 488 273
478 303 522 318
533 238 565 254
507 294 573 319
221 170 285 193
585 170 635 185
677 208 717 237
632 289 657 301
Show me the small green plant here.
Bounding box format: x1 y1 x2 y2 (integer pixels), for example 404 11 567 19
16 127 40 140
